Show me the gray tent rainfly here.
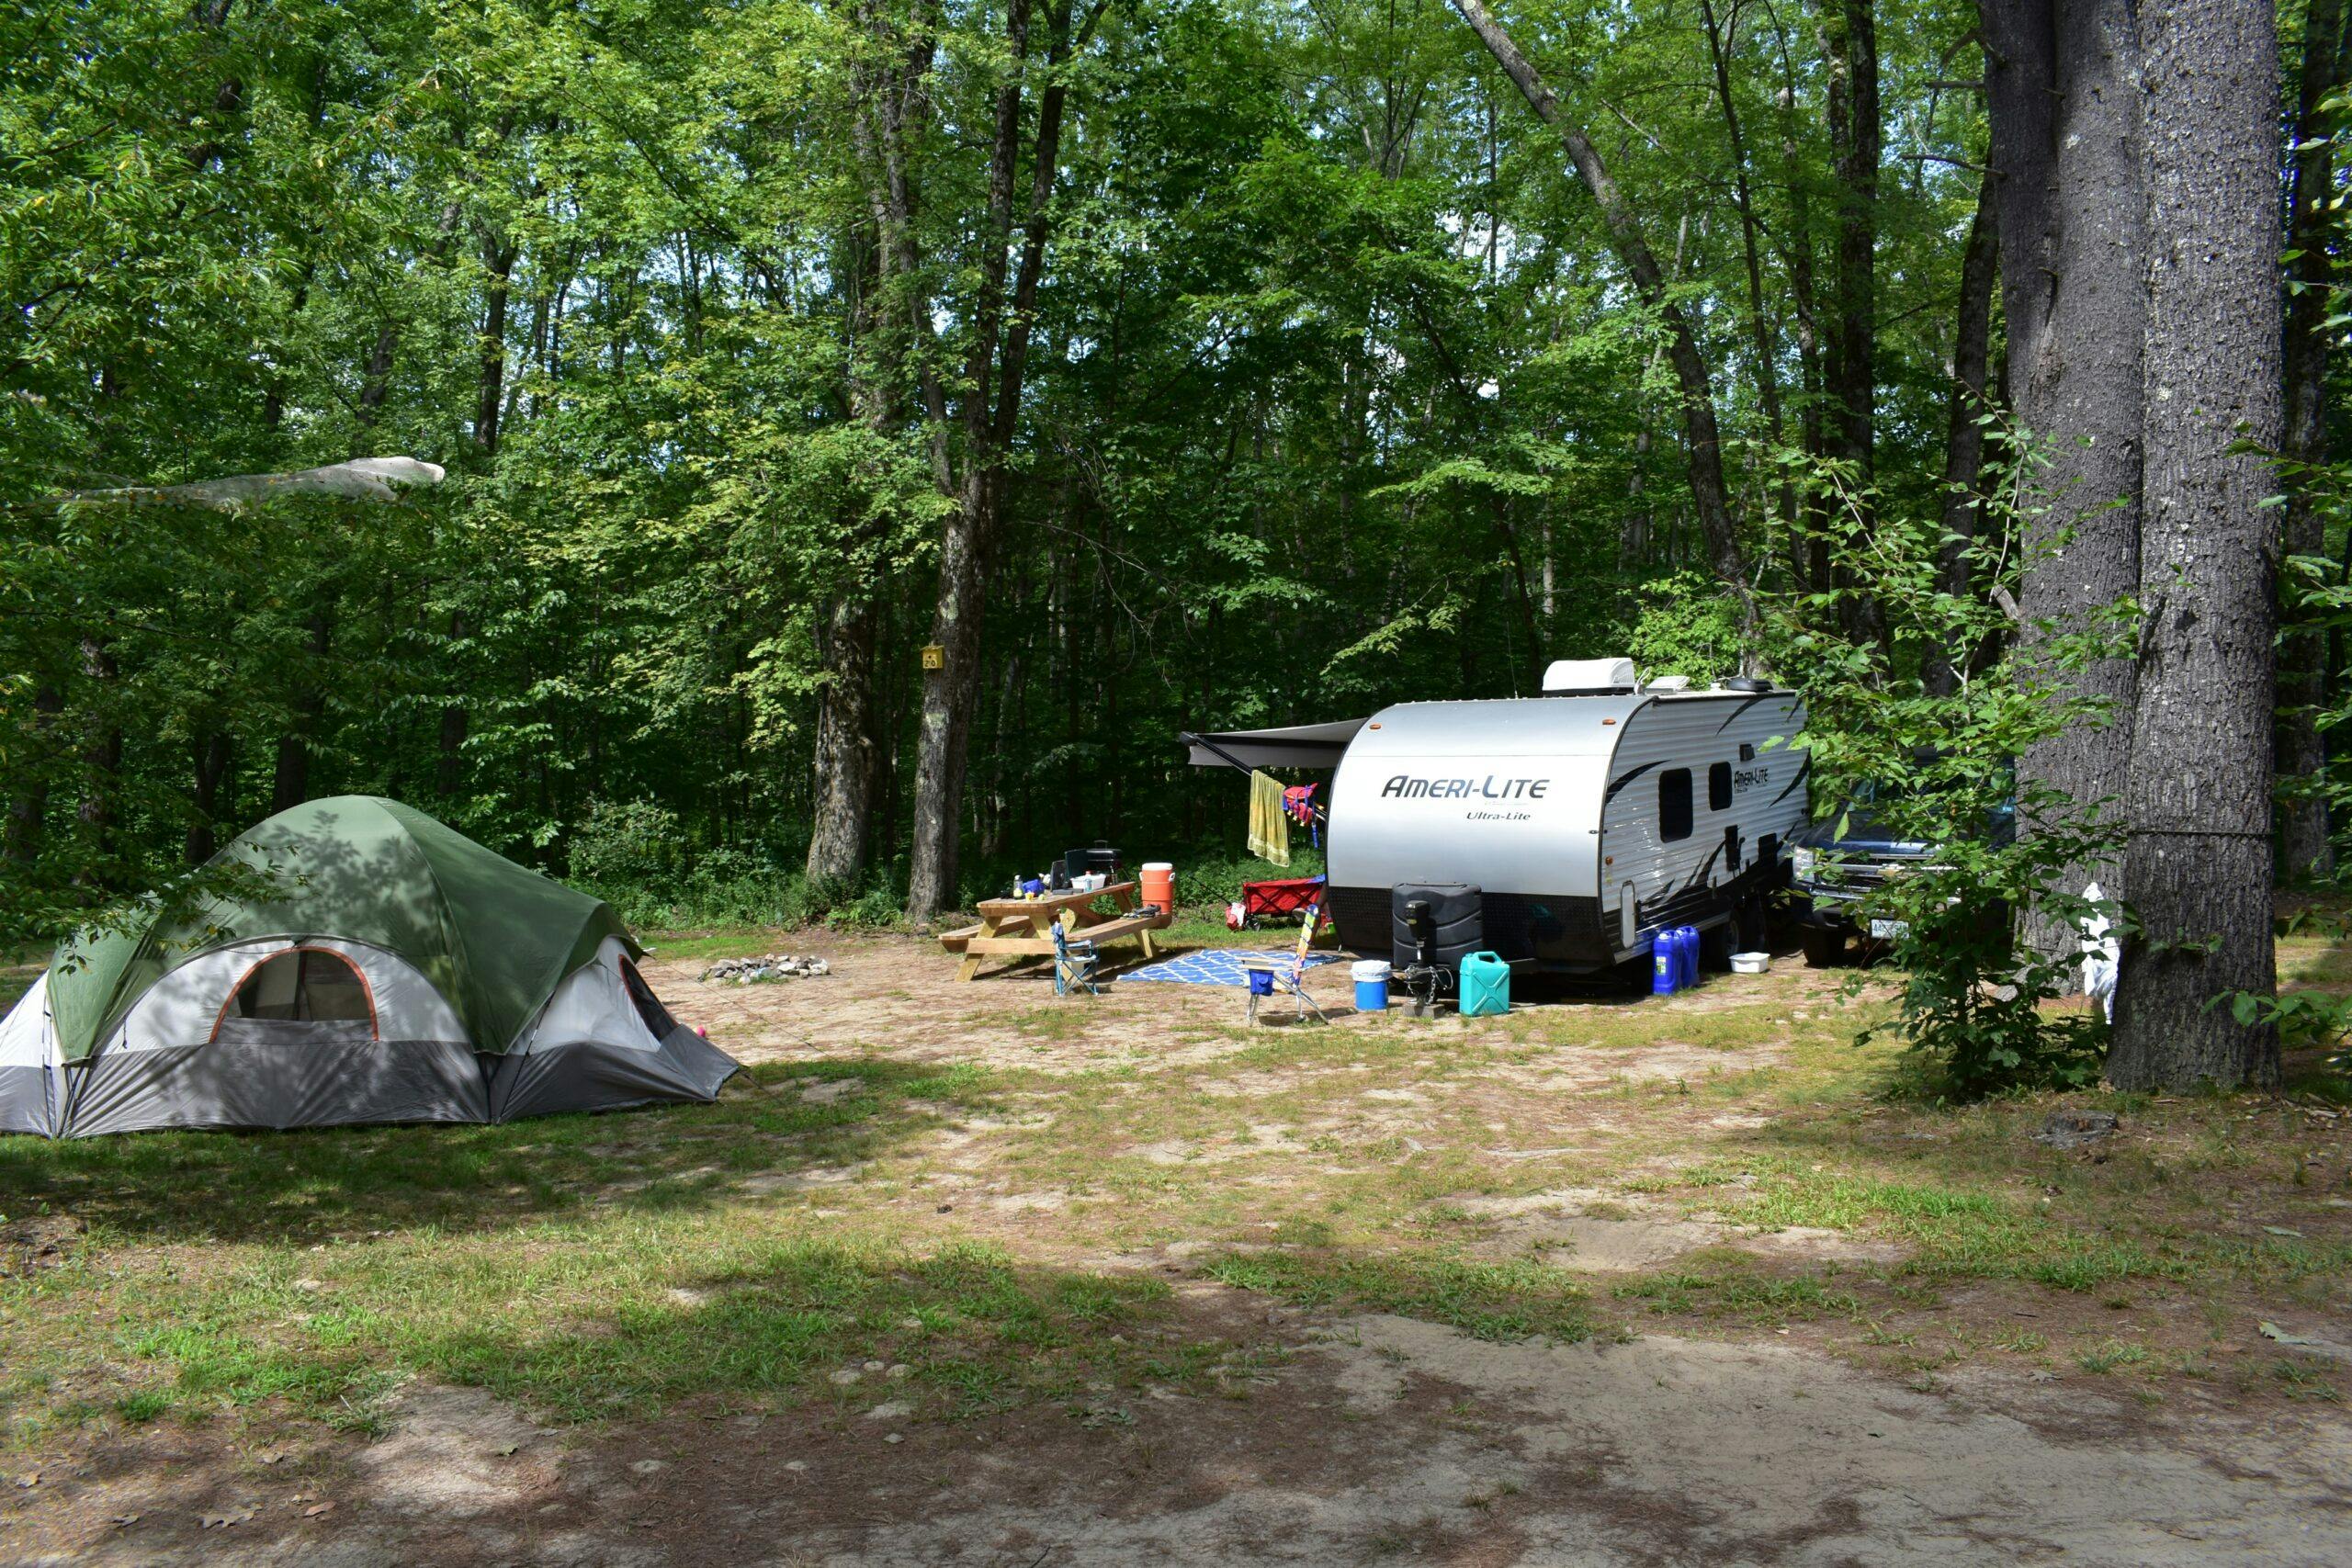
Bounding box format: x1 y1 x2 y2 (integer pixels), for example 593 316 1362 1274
0 796 739 1137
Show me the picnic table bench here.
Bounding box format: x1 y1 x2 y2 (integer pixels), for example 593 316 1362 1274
937 880 1170 982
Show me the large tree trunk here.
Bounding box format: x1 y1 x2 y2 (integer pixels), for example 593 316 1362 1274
2109 0 2284 1092
907 0 1077 923
1699 0 1795 547
1924 171 1999 697
1447 0 1756 631
1823 0 1885 648
806 594 879 885
2277 0 2348 882
1980 0 2148 963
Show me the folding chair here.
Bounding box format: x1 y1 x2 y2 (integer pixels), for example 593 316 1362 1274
1245 901 1328 1025
1051 915 1101 997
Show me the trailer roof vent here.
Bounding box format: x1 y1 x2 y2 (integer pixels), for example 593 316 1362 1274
1541 657 1639 694
1646 675 1693 693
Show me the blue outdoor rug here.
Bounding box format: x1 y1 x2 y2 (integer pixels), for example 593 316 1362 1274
1114 948 1347 987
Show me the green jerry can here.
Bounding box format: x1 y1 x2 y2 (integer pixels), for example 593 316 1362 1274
1458 951 1511 1018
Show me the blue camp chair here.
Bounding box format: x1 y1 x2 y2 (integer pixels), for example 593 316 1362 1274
1051 916 1101 997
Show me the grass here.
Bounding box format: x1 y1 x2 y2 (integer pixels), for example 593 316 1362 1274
0 1059 1223 1448
8 918 2352 1455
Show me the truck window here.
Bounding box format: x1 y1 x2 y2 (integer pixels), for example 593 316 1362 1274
1659 769 1692 841
1709 761 1732 811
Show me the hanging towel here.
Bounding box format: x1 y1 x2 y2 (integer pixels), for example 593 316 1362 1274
1248 770 1291 867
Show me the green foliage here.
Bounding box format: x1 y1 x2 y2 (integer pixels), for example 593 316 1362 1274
1625 570 1749 684
1784 444 2130 1099
568 798 683 888
0 0 2001 937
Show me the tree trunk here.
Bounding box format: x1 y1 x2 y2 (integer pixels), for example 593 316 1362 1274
436 613 468 798
1924 171 1999 697
76 637 121 885
474 237 517 456
187 731 234 863
1981 0 2149 963
272 609 332 813
2109 0 2283 1092
908 0 1075 923
806 593 879 886
1447 0 1756 632
1699 0 1794 544
2277 0 2347 882
1823 0 1886 649
6 684 62 868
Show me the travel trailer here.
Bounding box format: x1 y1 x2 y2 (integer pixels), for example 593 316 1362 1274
1183 659 1809 973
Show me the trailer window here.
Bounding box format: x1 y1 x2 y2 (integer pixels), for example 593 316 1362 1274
1709 761 1733 811
1659 769 1693 841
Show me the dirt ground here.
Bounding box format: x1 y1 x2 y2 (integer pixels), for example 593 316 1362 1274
7 930 2352 1565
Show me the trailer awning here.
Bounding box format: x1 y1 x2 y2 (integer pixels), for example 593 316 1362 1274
1182 719 1367 772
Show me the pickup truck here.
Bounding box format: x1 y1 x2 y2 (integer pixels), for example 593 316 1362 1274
1788 782 2015 967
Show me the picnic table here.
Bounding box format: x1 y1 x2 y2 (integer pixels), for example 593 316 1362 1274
937 880 1170 982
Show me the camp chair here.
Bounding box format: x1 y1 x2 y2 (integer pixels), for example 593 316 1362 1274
1245 901 1328 1025
1050 915 1101 997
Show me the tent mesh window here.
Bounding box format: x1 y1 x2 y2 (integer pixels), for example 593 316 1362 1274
1659 768 1693 841
620 957 678 1037
222 950 374 1030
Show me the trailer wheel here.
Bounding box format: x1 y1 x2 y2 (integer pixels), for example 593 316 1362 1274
1799 925 1848 969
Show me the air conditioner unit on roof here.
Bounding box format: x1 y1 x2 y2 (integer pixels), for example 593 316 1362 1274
1541 658 1639 694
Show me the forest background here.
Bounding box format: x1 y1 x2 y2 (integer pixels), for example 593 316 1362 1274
2 0 2342 984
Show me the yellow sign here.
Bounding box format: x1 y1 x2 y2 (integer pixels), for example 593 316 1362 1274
920 643 945 671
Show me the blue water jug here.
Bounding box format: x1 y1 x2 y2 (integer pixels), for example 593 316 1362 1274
1652 939 1677 995
1460 951 1511 1017
1675 925 1701 989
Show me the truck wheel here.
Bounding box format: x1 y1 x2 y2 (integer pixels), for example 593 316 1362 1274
1799 925 1848 969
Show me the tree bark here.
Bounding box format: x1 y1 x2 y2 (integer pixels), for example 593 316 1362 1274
1924 170 1999 697
2277 0 2348 882
1981 0 2149 962
806 593 879 886
474 234 517 456
1823 0 1887 649
1447 0 1756 630
186 730 234 863
907 0 1079 923
2109 0 2283 1092
1699 0 1795 545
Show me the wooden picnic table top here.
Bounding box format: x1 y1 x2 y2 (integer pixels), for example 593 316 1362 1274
945 880 1168 980
973 880 1138 920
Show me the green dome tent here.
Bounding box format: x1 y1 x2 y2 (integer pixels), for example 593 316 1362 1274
0 796 738 1137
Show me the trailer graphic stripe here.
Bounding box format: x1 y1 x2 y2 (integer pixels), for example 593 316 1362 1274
1603 760 1661 804
1771 754 1812 806
1713 694 1779 731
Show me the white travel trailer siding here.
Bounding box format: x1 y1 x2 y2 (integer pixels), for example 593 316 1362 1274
1322 688 1807 970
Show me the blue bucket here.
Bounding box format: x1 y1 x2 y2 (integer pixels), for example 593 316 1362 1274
1351 960 1390 1012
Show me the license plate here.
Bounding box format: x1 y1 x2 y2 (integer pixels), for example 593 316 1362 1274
1869 919 1909 941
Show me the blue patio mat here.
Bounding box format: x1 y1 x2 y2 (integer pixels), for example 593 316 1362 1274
1114 947 1345 987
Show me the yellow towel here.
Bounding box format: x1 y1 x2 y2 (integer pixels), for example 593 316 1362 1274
1248 771 1291 867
